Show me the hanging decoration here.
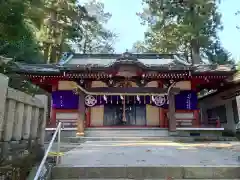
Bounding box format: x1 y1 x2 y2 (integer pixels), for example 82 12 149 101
52 90 198 110
151 95 155 103
85 95 97 107
103 95 107 103
137 95 140 103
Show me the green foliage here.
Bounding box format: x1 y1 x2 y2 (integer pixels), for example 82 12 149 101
0 0 116 94
135 0 232 65
0 0 116 64
0 0 43 63
77 0 118 53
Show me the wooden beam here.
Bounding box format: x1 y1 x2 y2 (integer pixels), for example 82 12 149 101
81 86 180 95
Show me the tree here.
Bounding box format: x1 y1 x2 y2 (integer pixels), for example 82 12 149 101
131 41 148 53
39 0 96 63
0 0 44 63
0 0 116 65
77 0 118 53
136 0 232 64
0 0 103 94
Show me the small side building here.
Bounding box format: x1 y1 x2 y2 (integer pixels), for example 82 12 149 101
199 72 240 134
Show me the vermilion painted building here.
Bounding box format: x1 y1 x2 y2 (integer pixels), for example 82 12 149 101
13 52 235 136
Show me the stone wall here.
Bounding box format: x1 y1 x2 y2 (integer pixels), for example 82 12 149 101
0 73 47 167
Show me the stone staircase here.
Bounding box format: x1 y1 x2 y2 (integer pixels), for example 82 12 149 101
51 166 240 179
47 128 240 179
85 127 169 137
47 127 238 143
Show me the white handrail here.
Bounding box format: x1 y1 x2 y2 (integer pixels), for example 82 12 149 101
34 122 62 180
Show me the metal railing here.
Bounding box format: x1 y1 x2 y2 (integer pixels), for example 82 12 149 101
34 122 62 180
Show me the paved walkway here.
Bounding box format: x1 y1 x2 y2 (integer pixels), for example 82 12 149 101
58 140 240 167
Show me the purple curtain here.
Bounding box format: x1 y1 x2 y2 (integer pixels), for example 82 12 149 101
52 90 198 110
52 90 79 109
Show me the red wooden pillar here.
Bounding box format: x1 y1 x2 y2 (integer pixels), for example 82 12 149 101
85 107 91 127
194 110 200 127
168 91 176 132
163 109 168 128
158 81 165 127
50 84 58 127
159 108 164 128
192 80 200 127
77 91 85 136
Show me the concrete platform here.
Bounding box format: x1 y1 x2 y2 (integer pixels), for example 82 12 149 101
52 140 240 179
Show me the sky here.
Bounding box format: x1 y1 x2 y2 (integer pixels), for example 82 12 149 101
100 0 240 60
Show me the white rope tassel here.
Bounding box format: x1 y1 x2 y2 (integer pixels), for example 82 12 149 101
120 95 124 100
151 95 155 102
137 95 140 102
103 95 107 103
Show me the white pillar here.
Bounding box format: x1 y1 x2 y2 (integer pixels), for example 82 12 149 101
3 99 16 141
35 95 48 145
30 107 39 139
22 105 32 140
0 74 8 140
12 103 25 140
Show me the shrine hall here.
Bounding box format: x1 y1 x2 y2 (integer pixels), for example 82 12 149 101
12 52 235 135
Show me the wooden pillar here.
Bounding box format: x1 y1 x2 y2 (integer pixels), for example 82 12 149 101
158 81 164 128
168 91 176 132
85 107 91 128
51 108 57 127
51 84 57 127
159 108 164 128
76 91 85 136
194 110 200 127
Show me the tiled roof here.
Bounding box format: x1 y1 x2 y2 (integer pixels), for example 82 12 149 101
11 52 236 74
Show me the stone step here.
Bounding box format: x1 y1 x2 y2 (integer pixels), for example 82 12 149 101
63 136 237 143
55 178 239 180
45 128 238 144
51 166 240 179
85 128 170 137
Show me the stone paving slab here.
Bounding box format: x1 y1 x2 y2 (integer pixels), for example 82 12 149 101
52 166 240 179
58 141 240 167
52 141 240 179
54 179 240 180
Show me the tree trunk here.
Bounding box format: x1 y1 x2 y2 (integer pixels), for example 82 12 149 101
43 43 50 64
189 2 201 65
191 39 201 64
50 45 57 63
83 39 87 54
